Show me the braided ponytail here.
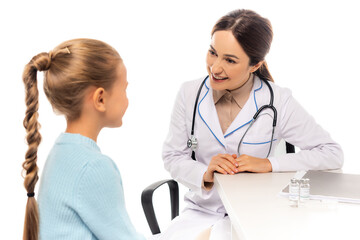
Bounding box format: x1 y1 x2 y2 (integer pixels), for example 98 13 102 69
22 52 51 240
21 39 121 239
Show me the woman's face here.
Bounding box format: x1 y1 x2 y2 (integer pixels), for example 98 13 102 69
206 30 259 91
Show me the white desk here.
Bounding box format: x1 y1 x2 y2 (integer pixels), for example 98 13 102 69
214 172 360 240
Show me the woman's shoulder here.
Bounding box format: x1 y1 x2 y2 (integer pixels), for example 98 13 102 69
262 79 293 102
260 78 292 95
250 77 298 116
180 76 207 92
177 76 208 101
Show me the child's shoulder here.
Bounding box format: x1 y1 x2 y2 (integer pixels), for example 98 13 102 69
52 133 118 172
74 146 119 178
85 152 117 171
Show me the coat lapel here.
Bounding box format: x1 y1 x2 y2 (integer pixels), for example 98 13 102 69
197 76 266 147
224 77 264 138
198 78 226 147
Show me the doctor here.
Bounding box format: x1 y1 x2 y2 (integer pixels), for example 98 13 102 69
161 9 343 240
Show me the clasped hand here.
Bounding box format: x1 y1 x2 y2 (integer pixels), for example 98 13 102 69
203 154 272 184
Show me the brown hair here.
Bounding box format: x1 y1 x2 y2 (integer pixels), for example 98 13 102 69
22 38 121 240
212 9 274 82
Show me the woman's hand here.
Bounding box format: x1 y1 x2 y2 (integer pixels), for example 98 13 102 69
235 154 272 173
203 154 239 186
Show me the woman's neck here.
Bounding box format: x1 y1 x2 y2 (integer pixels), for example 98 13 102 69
228 73 254 92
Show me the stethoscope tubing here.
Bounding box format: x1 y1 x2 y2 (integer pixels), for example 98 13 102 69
191 77 208 136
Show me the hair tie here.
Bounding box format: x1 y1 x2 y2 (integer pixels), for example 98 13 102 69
46 51 53 70
27 192 35 198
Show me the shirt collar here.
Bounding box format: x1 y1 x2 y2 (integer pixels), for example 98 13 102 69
213 74 254 106
55 132 101 152
213 89 228 104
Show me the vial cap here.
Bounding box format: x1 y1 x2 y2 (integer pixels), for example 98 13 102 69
290 178 299 183
301 178 310 184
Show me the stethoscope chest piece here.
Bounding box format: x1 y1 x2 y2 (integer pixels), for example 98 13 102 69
187 135 198 151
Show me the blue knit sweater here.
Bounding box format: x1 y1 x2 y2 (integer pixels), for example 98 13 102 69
38 133 145 240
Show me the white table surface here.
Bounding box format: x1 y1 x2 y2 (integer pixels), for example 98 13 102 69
214 172 360 240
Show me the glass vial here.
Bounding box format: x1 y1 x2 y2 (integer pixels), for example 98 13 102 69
300 178 310 203
289 178 299 207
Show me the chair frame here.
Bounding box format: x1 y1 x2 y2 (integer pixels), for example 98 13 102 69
141 179 179 234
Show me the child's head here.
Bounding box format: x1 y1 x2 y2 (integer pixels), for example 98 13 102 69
22 38 125 240
24 38 124 121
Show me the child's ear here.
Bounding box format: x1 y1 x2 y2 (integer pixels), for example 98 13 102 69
92 87 107 112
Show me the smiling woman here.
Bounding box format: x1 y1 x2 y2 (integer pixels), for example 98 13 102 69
158 9 343 240
207 9 273 89
207 31 260 91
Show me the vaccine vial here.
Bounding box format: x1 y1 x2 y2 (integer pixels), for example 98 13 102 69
300 178 310 203
289 178 299 207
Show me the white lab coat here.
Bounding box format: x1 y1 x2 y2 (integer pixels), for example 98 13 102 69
160 76 343 239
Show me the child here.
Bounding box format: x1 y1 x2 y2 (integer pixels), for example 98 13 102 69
22 39 145 240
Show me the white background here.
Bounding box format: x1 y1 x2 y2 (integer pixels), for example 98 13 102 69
1 0 359 238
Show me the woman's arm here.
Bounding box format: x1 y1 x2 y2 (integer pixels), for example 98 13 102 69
163 83 210 193
233 88 343 173
268 90 344 172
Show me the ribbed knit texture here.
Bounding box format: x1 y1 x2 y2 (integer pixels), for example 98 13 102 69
37 133 145 240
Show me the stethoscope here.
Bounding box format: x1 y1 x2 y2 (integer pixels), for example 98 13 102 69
187 75 277 160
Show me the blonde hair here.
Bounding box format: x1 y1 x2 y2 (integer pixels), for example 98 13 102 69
22 38 121 240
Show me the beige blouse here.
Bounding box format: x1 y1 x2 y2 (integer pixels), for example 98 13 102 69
213 74 254 134
203 75 254 190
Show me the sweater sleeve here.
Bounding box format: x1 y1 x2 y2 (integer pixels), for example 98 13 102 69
74 156 145 240
268 89 344 172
